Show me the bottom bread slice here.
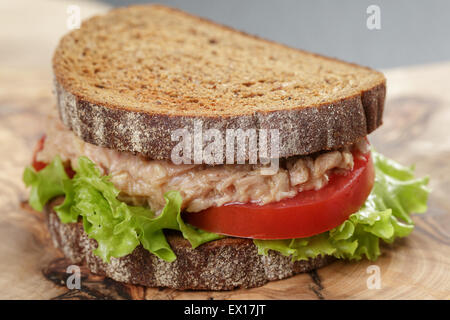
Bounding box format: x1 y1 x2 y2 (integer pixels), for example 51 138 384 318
45 198 333 290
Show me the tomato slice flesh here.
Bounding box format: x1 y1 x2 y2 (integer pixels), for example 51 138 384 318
183 150 375 240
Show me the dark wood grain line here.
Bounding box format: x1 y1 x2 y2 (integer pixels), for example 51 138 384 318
308 270 325 300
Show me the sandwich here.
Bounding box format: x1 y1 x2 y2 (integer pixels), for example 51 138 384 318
22 5 430 290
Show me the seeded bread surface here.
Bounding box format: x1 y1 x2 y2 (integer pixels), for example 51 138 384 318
53 5 385 161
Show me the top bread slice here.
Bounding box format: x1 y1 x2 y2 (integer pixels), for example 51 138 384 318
53 4 385 161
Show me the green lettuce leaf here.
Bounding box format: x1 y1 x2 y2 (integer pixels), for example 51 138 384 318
23 156 68 212
23 156 222 263
254 151 430 261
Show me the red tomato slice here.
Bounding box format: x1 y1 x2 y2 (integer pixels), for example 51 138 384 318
32 135 47 171
183 150 375 240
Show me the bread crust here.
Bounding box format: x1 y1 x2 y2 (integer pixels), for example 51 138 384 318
53 5 385 161
45 199 333 290
55 79 385 161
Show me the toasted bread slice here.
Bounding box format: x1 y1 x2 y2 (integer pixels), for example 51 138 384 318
46 198 333 290
53 4 385 160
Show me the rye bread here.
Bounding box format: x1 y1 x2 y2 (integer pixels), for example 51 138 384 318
53 5 385 161
45 198 333 291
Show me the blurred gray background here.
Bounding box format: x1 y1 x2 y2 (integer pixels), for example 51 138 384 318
99 0 450 69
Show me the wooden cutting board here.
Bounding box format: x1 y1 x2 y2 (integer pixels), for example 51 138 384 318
0 1 449 300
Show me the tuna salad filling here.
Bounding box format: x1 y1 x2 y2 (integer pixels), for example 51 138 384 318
36 116 369 213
